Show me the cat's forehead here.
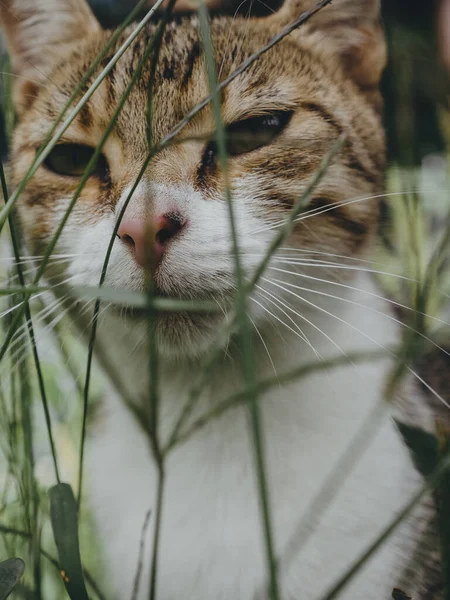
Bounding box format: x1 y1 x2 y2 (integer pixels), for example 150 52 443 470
20 14 325 149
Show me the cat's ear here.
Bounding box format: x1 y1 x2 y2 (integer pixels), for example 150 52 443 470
0 0 101 114
273 0 386 104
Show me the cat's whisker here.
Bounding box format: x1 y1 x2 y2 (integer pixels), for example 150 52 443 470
7 296 68 353
5 295 94 384
74 299 106 338
263 278 450 411
0 265 45 287
267 266 450 328
265 274 450 363
253 286 313 349
0 296 70 381
218 0 252 78
0 253 81 263
0 70 52 88
248 314 278 378
267 258 448 291
0 273 82 322
252 190 421 235
277 247 388 266
252 288 335 361
254 286 334 361
95 302 113 326
250 295 308 348
0 258 75 287
262 271 450 356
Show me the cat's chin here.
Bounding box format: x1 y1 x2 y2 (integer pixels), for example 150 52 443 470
115 305 229 360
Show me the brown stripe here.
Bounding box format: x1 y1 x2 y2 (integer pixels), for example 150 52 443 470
346 153 379 186
78 103 93 130
182 41 201 88
301 102 344 135
302 103 380 186
308 197 368 236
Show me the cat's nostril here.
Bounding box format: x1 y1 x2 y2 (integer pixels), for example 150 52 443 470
120 233 136 249
155 216 183 246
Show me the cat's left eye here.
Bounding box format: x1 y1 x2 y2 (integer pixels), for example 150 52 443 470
44 144 109 178
199 111 293 175
226 111 293 156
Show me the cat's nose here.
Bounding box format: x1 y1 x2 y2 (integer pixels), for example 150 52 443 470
117 214 184 267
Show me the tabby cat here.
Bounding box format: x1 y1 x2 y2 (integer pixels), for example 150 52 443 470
0 0 439 598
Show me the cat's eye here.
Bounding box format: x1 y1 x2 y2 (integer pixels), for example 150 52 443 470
44 144 109 179
225 111 293 156
200 111 293 173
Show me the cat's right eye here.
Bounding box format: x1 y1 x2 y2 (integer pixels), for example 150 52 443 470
43 144 109 179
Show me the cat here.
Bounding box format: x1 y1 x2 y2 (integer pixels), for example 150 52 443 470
0 0 441 598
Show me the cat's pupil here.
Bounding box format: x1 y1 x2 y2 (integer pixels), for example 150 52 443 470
202 142 217 169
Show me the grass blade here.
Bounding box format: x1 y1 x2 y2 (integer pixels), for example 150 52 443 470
49 484 89 600
198 4 279 598
0 160 60 485
0 558 25 600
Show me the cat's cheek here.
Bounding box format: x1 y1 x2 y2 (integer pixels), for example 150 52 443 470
16 199 53 257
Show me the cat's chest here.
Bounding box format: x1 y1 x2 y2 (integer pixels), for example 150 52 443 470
88 362 421 600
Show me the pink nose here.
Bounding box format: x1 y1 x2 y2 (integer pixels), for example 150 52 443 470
117 214 184 267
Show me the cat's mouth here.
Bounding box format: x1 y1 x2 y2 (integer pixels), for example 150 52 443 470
110 284 228 325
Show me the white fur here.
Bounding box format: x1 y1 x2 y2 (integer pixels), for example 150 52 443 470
50 181 424 599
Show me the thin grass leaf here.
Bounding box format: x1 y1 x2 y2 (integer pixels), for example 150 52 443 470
141 5 178 600
49 484 89 600
437 426 450 600
248 135 346 290
198 4 280 599
131 510 152 600
77 0 177 511
0 284 217 312
0 159 60 486
392 589 412 600
0 558 25 600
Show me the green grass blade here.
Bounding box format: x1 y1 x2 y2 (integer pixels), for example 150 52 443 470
77 0 177 510
438 428 450 600
143 6 178 600
395 422 440 478
198 4 279 598
49 484 89 600
0 161 60 485
0 558 25 600
247 135 346 290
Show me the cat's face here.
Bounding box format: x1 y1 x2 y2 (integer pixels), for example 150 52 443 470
3 0 386 357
